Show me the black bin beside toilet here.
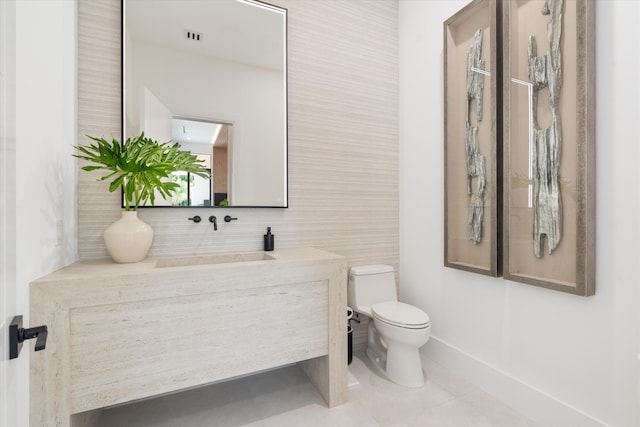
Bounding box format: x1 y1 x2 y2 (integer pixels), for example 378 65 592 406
347 307 354 365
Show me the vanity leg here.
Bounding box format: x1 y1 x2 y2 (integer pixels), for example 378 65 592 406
299 265 348 407
299 353 347 407
30 289 72 427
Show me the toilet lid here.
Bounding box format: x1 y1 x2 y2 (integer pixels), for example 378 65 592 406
371 301 430 329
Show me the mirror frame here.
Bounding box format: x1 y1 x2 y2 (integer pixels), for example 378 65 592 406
120 0 288 208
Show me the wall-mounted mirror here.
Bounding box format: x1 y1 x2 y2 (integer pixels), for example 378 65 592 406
123 0 287 207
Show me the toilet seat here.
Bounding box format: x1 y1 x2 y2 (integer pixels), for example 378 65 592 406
371 301 430 329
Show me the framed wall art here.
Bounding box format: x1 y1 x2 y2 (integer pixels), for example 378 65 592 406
444 0 501 277
502 0 595 295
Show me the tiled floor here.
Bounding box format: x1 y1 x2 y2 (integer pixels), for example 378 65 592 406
98 351 538 426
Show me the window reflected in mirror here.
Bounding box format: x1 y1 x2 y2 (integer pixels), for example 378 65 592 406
158 118 231 207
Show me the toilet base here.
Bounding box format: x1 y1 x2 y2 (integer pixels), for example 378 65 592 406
366 345 387 372
365 322 427 388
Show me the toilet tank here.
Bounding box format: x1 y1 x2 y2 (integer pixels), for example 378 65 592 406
348 265 398 314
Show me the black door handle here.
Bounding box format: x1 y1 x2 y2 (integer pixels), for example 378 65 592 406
9 315 48 359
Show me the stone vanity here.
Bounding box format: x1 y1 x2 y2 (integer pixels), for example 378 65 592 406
29 247 347 427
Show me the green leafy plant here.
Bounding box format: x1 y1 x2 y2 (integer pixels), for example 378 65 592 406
73 133 210 211
171 173 190 206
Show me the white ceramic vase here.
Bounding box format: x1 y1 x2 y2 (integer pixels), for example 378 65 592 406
103 211 154 263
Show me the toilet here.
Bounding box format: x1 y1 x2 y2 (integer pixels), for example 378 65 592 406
348 265 431 388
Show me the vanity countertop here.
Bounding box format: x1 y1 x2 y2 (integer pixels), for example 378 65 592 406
30 246 347 308
34 246 344 281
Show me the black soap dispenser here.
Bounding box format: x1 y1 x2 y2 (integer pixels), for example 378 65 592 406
264 227 275 251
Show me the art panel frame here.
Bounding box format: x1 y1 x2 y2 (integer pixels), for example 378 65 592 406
444 0 501 277
443 0 595 296
502 0 595 295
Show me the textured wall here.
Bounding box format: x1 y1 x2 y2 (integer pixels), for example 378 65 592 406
78 0 398 349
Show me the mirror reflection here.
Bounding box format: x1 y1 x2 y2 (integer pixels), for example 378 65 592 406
123 0 288 207
152 118 231 207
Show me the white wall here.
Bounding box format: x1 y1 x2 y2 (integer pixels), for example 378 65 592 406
399 1 640 426
12 1 78 425
129 41 285 206
0 2 18 425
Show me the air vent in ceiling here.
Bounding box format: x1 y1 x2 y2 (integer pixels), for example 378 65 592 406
184 29 202 42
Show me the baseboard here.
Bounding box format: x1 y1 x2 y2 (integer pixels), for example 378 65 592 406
424 336 607 427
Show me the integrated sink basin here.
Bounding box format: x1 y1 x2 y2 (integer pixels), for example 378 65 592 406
155 251 275 268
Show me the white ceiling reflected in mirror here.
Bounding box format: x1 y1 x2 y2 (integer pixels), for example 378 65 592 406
123 0 288 207
172 118 223 148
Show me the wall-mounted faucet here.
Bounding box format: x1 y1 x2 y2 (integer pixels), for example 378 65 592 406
209 215 218 231
188 216 201 223
224 215 238 223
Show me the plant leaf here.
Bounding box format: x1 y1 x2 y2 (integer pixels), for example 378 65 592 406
72 132 211 210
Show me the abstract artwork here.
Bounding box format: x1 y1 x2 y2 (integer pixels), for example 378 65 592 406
444 0 500 277
503 0 595 295
465 29 487 245
528 0 563 258
444 0 595 295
